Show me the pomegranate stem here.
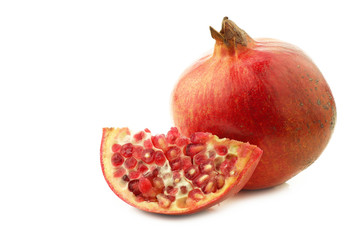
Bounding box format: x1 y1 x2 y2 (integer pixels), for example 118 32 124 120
210 17 253 47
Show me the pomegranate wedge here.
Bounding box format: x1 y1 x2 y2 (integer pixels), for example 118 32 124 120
100 127 262 215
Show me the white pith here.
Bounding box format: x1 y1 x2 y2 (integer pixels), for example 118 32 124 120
101 128 259 214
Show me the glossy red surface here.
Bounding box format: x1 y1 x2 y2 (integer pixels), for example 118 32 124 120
172 38 336 189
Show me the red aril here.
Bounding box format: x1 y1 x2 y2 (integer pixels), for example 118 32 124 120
101 127 262 215
171 17 336 189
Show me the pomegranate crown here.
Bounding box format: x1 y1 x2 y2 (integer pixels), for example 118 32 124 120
210 17 253 47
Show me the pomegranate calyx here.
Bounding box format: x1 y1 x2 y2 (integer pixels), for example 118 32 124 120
210 17 253 48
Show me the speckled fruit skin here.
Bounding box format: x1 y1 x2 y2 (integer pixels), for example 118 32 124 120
171 18 336 189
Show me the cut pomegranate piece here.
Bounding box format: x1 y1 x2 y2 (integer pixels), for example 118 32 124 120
101 127 262 215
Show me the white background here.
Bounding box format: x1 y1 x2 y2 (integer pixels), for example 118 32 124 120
1 0 359 239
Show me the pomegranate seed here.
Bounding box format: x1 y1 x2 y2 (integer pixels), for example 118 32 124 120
208 150 216 160
214 157 223 171
137 163 148 173
172 171 181 183
165 146 181 161
176 197 187 208
215 174 225 190
132 145 144 159
113 167 126 178
180 186 188 194
129 171 141 179
128 180 141 196
157 194 171 208
151 134 168 151
139 177 153 194
133 131 145 142
193 153 208 165
111 152 124 166
188 189 204 202
175 136 190 147
194 174 210 188
167 195 176 202
199 160 214 174
154 151 166 166
144 128 151 133
151 168 159 177
184 166 200 180
111 143 122 152
220 160 235 176
190 132 210 144
141 149 155 164
169 158 183 171
135 196 145 202
122 175 130 182
185 143 206 157
166 127 180 144
124 157 137 169
202 179 216 194
215 145 228 156
152 177 165 192
144 196 157 202
120 143 133 158
182 156 192 170
226 154 238 162
143 139 153 149
166 186 178 196
143 168 159 182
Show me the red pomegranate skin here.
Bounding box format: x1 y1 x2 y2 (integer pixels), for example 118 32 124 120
171 19 336 189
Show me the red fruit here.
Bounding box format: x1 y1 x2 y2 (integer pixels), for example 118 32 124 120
100 127 262 215
171 17 336 189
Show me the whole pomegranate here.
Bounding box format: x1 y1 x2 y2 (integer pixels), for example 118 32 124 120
171 17 336 189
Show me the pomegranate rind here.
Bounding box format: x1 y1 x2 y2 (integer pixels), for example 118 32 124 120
100 127 262 215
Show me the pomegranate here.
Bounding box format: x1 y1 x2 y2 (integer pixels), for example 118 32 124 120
100 127 262 215
171 17 336 189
